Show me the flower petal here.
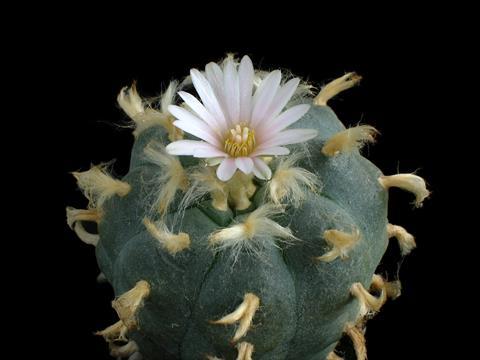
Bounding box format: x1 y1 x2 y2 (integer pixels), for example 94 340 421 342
259 104 311 141
193 144 228 158
257 129 318 149
190 69 228 130
173 120 221 147
216 158 237 181
166 140 211 156
250 146 290 157
205 62 228 120
223 58 240 124
205 62 224 94
266 78 300 121
252 158 272 180
235 157 254 174
177 91 221 133
169 105 221 146
238 55 254 122
250 70 282 128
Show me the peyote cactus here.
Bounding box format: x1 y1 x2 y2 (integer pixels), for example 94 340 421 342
67 55 429 360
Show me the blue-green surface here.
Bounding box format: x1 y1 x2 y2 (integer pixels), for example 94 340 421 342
96 103 388 359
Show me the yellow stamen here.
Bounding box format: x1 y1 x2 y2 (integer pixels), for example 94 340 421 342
224 125 256 157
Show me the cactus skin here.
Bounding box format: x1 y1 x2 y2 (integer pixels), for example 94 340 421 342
91 100 390 360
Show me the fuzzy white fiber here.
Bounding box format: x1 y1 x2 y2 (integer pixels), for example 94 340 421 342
72 163 130 209
268 152 319 207
321 125 378 156
143 142 188 217
208 204 296 263
379 173 430 207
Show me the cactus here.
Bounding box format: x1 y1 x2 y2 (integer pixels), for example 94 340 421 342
67 55 429 360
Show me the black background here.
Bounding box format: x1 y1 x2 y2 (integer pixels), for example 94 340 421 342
27 7 464 360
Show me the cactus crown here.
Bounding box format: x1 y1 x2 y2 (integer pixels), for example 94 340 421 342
67 55 429 360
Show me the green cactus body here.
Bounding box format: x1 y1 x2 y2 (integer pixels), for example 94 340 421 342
68 57 428 360
95 106 384 359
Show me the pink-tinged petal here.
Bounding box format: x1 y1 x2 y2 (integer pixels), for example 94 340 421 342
257 129 318 149
205 62 227 118
235 157 254 174
177 91 220 132
190 69 228 130
252 158 272 180
166 140 211 156
173 120 221 147
250 146 290 157
169 105 221 146
238 56 254 122
250 70 282 128
258 104 311 142
223 58 240 123
205 62 224 93
265 78 300 121
193 145 228 158
216 158 237 181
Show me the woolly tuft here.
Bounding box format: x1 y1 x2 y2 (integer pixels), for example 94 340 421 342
211 293 260 342
379 173 430 207
321 125 378 156
95 320 128 343
117 82 144 120
315 228 360 262
72 163 130 209
351 278 387 319
384 279 402 300
66 206 100 246
182 166 229 211
65 207 102 227
112 280 151 330
236 342 254 360
144 142 189 217
351 274 401 321
314 72 362 106
208 204 296 263
387 223 416 255
118 81 183 139
268 153 319 207
344 323 367 360
143 218 190 254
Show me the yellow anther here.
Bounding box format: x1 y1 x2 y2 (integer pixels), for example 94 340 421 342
224 125 256 157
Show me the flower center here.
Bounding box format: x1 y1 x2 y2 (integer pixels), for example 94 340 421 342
224 124 256 157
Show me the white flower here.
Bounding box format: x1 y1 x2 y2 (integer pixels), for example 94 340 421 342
165 56 318 181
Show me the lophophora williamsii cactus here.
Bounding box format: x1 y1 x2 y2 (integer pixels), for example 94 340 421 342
67 55 429 360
